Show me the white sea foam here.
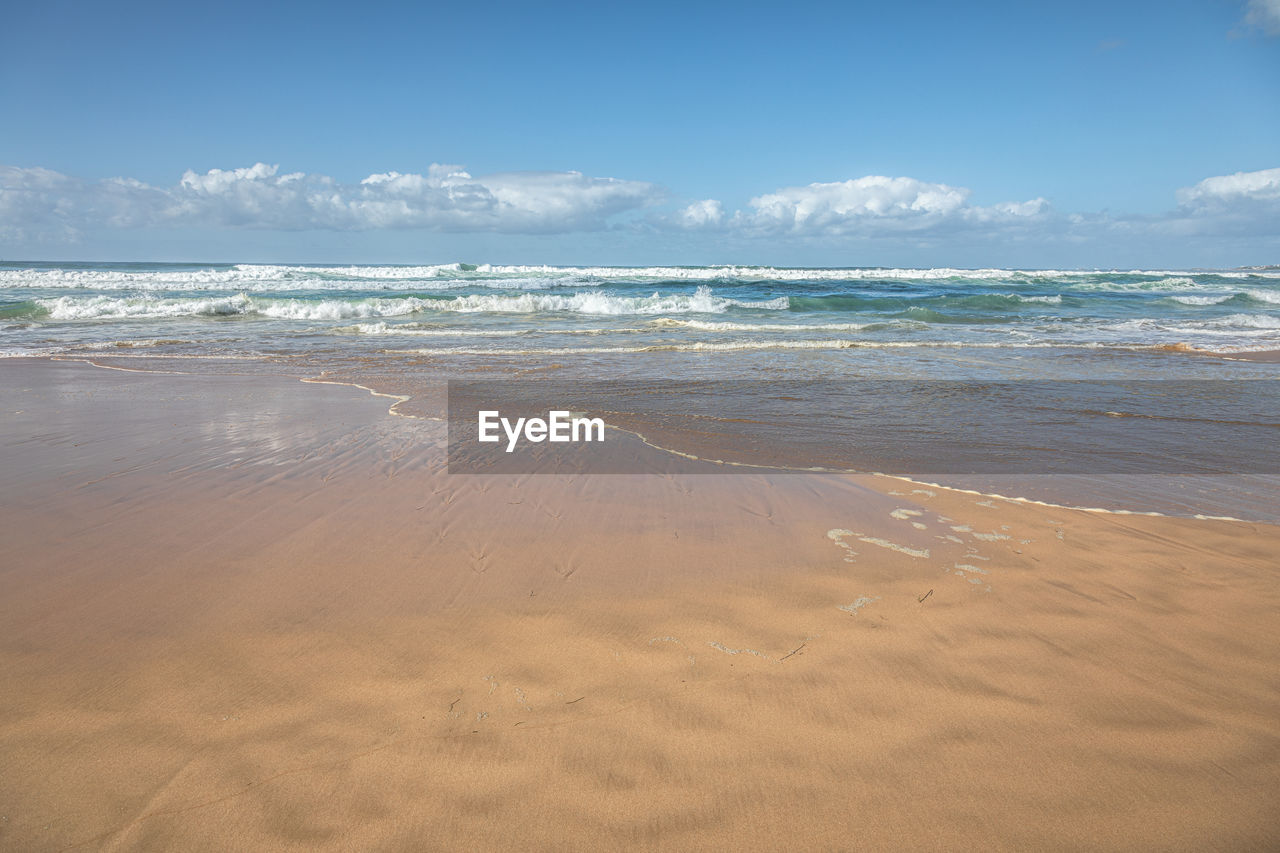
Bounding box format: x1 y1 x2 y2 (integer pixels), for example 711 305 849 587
650 318 881 332
383 339 1042 356
464 265 1280 282
0 345 70 357
1170 295 1234 306
41 294 258 319
1215 313 1280 330
469 264 1053 281
1069 276 1203 293
425 286 788 315
34 286 787 320
381 339 1149 356
340 322 639 337
38 294 433 320
840 532 930 559
838 596 879 614
6 264 1280 292
0 265 595 292
341 322 535 337
1245 288 1280 304
1102 314 1280 335
256 298 427 320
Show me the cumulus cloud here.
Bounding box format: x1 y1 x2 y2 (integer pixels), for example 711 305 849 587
716 175 1050 237
675 199 725 229
4 161 1277 253
1175 166 1280 211
657 166 1276 252
1244 0 1280 35
1156 166 1280 238
0 162 662 238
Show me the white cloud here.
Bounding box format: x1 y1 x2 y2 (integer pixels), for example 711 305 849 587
0 166 81 241
1245 0 1280 35
4 162 1277 256
1158 166 1280 238
657 166 1276 254
179 162 282 193
676 199 725 229
969 198 1052 220
0 162 663 238
476 171 663 232
1176 166 1280 210
743 176 967 232
721 175 1049 237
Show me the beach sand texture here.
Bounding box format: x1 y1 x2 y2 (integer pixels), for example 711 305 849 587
1 360 1277 851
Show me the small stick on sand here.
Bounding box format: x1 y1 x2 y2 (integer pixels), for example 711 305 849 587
566 696 585 704
779 642 806 662
918 589 933 603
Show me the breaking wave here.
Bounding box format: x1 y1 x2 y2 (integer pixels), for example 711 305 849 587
32 286 788 320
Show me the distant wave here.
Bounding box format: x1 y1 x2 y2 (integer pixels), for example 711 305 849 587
0 266 596 293
1170 295 1236 306
5 263 1280 292
1069 276 1201 292
31 286 788 320
419 287 788 314
36 294 425 320
1246 289 1280 304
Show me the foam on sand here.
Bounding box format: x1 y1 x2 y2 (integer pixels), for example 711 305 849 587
827 528 931 559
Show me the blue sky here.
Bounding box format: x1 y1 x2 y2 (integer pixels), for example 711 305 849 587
2 0 1278 266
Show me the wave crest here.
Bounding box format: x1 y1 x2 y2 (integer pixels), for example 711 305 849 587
35 285 787 321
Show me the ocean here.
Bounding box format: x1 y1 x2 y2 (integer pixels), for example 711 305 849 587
3 261 1279 369
4 261 1277 519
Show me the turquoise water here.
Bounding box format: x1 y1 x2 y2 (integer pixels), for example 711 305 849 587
3 262 1279 365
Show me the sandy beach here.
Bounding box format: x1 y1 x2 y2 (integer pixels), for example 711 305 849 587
1 358 1277 851
7 0 1280 846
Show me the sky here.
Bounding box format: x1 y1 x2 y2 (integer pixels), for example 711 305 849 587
1 0 1278 267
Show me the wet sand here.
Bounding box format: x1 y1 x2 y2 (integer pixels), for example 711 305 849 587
1219 349 1280 363
1 358 1278 851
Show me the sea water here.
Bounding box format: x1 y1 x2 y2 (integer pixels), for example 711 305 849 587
3 261 1277 518
3 262 1279 364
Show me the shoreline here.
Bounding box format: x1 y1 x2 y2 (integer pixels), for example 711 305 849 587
1215 348 1280 363
41 354 1280 521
